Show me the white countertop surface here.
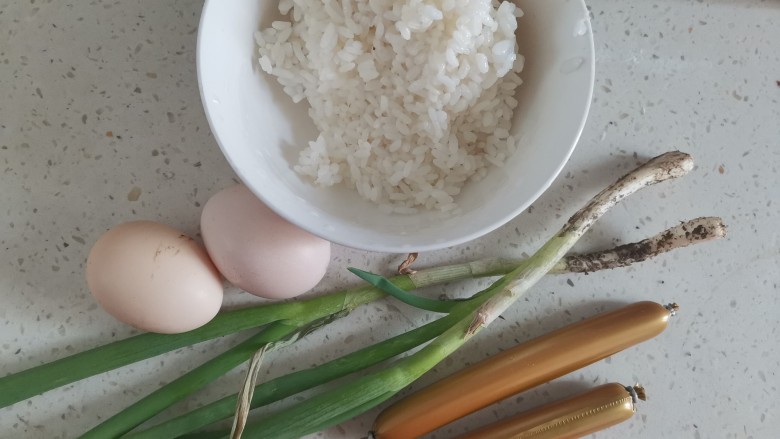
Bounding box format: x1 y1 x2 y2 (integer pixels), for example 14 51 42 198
1 1 778 438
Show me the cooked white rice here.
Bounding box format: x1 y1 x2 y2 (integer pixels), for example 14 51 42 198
255 0 524 212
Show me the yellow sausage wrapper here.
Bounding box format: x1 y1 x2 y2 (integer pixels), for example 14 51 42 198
458 382 645 439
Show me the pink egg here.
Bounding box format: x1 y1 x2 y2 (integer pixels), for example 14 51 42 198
86 221 224 334
200 184 331 299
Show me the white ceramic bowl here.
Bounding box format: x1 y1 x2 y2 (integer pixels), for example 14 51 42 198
197 0 594 253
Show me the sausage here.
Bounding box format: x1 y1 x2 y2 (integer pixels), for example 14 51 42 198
457 383 646 439
371 301 677 438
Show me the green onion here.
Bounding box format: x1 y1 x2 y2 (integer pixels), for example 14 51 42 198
0 286 384 410
4 211 720 411
79 322 299 439
347 267 461 312
127 305 474 439
80 302 371 437
0 256 539 410
230 305 490 438
126 313 460 438
203 152 700 439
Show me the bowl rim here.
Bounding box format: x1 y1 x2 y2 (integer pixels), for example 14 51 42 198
196 0 595 253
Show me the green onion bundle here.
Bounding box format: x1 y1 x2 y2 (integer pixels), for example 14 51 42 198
0 152 725 439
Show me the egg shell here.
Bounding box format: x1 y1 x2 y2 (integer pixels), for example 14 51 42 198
200 184 331 299
86 221 224 334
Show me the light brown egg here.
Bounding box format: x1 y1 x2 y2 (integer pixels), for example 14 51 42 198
200 184 331 299
86 221 223 334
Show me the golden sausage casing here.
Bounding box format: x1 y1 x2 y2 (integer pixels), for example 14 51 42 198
371 301 675 439
457 382 644 439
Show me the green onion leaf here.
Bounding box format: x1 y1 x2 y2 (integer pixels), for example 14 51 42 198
348 267 458 313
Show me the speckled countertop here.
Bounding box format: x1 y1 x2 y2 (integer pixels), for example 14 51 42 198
1 1 778 438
